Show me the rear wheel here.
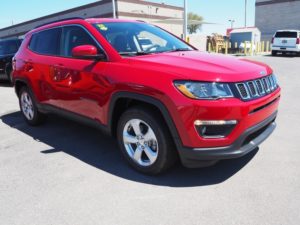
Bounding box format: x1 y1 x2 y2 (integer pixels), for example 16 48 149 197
117 106 177 175
7 70 13 85
19 86 47 126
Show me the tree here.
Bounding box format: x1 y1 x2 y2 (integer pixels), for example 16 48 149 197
188 12 204 34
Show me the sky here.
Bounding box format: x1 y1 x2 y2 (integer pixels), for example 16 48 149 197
0 0 256 35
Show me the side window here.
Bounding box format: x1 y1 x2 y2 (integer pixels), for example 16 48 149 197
29 28 61 55
61 26 102 57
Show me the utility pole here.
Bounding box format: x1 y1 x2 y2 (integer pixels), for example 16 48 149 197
112 0 116 18
229 19 235 29
183 0 188 41
244 0 247 27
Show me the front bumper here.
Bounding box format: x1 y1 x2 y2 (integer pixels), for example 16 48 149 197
272 46 300 52
178 111 277 168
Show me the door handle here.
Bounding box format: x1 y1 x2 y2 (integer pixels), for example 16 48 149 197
52 64 70 81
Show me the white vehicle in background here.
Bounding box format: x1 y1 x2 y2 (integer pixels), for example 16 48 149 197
271 30 300 56
239 41 256 53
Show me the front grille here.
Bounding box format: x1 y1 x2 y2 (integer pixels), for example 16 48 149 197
236 74 278 100
236 83 249 99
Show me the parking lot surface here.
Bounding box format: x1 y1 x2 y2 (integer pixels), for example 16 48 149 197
0 55 299 225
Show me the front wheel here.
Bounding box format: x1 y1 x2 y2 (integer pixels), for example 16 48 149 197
19 86 47 126
117 107 177 175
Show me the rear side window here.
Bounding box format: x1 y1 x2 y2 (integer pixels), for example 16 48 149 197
61 26 102 57
275 32 297 38
29 28 61 55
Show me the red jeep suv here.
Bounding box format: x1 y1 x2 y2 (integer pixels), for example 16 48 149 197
13 18 280 174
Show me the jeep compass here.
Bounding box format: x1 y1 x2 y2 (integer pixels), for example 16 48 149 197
13 18 281 174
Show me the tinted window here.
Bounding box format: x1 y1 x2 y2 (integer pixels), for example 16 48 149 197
61 26 101 57
275 32 297 38
0 40 21 55
29 28 61 55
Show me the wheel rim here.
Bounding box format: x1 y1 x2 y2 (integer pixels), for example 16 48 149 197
123 119 159 167
20 92 34 120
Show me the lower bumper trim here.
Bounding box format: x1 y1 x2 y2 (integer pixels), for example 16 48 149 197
178 111 277 168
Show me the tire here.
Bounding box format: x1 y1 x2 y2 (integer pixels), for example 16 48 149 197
117 106 177 175
6 69 13 85
5 65 13 85
271 50 277 56
18 86 47 126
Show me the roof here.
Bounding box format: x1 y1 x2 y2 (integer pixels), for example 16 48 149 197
275 30 300 32
230 27 261 34
85 18 144 24
27 18 146 36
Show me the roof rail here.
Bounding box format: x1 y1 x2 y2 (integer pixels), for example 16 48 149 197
136 20 146 23
34 17 84 29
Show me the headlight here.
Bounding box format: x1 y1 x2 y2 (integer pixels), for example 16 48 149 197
174 81 234 100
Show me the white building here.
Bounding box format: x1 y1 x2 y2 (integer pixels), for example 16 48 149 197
0 0 184 39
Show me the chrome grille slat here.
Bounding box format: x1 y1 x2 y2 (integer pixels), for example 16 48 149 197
268 76 273 91
235 74 278 100
263 78 271 93
255 79 265 95
247 81 259 97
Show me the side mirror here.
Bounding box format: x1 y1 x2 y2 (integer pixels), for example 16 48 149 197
71 45 106 60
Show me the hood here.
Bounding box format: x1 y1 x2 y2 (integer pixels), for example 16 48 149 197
127 51 272 82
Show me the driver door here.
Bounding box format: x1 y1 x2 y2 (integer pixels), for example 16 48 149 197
50 25 108 123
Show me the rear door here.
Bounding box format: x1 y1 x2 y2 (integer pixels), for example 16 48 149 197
27 27 63 105
274 31 297 48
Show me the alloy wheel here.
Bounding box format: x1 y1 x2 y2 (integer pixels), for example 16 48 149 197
123 119 159 167
20 92 34 120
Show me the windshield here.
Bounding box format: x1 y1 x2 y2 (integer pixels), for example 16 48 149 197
93 22 193 56
0 40 20 55
275 32 297 38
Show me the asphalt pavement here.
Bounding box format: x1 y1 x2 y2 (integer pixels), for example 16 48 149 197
0 54 299 225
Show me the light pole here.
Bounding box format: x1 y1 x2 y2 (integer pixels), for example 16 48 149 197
112 0 116 18
228 19 235 29
183 0 188 40
244 0 247 27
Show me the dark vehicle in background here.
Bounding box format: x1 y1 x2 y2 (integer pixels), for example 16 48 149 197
0 38 22 83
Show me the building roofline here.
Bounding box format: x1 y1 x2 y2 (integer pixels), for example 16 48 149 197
0 0 112 31
0 0 183 32
119 0 183 10
256 0 300 6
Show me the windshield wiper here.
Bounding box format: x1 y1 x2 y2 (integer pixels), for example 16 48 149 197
119 48 192 56
166 48 193 53
119 51 152 56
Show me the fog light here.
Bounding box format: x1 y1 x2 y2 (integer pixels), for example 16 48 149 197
194 120 237 138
